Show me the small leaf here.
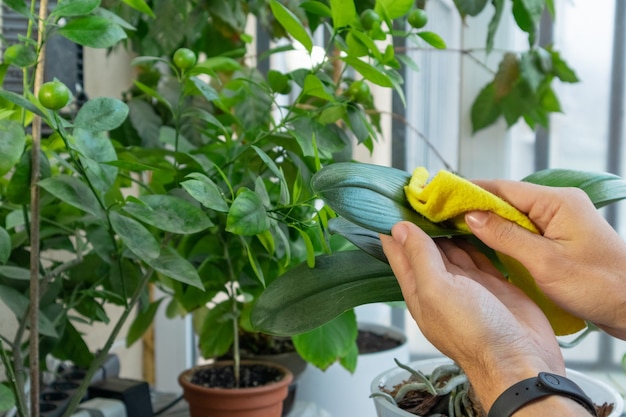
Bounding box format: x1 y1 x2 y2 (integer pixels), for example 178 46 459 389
51 321 94 367
122 195 213 234
226 189 270 236
3 0 29 16
75 97 129 132
127 299 164 346
0 266 32 280
301 74 335 101
486 0 505 53
189 76 219 102
452 0 488 17
110 211 160 261
0 90 47 119
0 120 26 176
300 1 332 17
39 175 105 218
121 0 155 17
375 0 413 20
269 0 313 53
182 174 229 212
0 384 15 413
58 16 127 49
52 0 100 17
471 82 502 134
341 56 393 87
416 31 447 49
146 247 203 289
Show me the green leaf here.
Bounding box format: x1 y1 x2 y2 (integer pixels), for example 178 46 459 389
226 189 270 236
330 0 356 29
341 56 393 87
6 150 51 205
550 50 579 83
0 90 48 119
486 0 505 53
3 0 29 16
328 217 386 263
519 51 543 92
292 310 357 370
72 128 118 191
189 76 219 102
251 251 400 335
127 298 163 346
74 97 129 132
0 266 32 280
122 195 213 234
121 0 155 17
452 0 488 17
523 169 626 208
300 1 332 17
346 104 370 143
470 82 502 133
146 247 203 289
311 162 461 236
58 16 127 48
197 302 234 358
0 285 57 337
417 31 447 49
3 44 37 68
0 384 15 413
110 211 160 261
51 320 94 368
39 175 105 218
269 0 313 53
0 228 10 265
375 0 413 20
52 0 100 17
0 120 25 176
182 173 229 212
301 74 335 101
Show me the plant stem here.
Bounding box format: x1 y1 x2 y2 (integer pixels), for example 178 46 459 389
30 0 49 416
222 239 240 386
1 340 27 417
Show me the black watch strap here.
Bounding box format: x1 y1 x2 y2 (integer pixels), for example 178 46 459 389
487 372 597 417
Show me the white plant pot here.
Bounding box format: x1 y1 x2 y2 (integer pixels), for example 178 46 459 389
370 357 625 417
296 322 409 417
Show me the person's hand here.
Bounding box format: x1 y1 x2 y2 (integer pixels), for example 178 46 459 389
380 222 566 411
466 180 626 339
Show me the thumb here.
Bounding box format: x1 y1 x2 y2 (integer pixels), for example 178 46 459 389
465 211 542 259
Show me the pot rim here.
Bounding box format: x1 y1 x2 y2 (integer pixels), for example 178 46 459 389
178 359 293 395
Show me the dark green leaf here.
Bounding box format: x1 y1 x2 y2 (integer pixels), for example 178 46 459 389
0 228 9 265
3 0 29 16
72 128 118 191
51 321 94 367
471 82 502 133
74 97 129 132
0 285 57 337
292 310 357 370
58 16 127 48
523 169 626 208
346 104 370 143
226 189 270 235
146 247 203 289
127 298 163 346
0 120 25 176
519 51 543 92
550 50 579 83
122 195 213 234
328 218 386 263
0 266 31 280
197 302 234 358
110 211 160 261
52 0 100 17
312 162 465 236
251 251 400 335
0 90 48 119
269 0 313 53
6 150 51 205
182 173 229 212
39 175 105 218
300 1 332 17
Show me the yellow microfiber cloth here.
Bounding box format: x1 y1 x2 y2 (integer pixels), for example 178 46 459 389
404 167 586 336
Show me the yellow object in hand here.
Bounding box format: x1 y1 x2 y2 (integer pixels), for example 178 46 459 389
404 167 586 336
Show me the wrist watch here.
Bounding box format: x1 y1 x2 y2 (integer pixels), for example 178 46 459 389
487 372 598 417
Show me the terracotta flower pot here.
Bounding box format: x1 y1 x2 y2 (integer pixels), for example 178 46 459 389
178 360 293 417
